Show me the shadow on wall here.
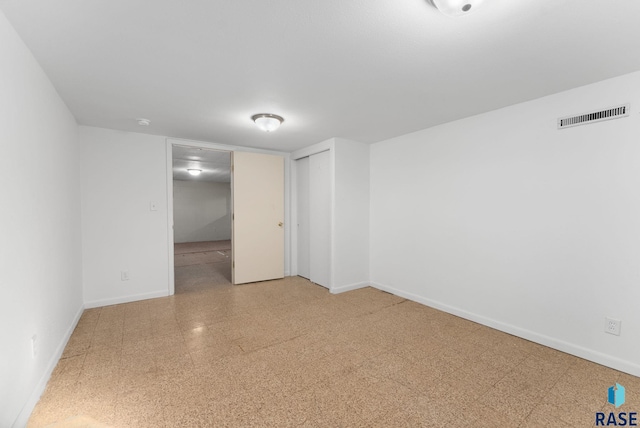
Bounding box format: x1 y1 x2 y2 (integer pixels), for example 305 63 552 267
180 213 232 243
173 180 232 243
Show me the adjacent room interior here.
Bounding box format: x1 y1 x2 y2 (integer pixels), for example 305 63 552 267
171 145 232 293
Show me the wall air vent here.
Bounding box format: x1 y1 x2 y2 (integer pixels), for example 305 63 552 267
558 104 629 129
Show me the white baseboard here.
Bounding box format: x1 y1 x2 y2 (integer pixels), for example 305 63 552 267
12 304 84 428
330 281 369 294
84 290 169 309
370 282 640 377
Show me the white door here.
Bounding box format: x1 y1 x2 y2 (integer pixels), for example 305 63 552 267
296 157 310 279
309 150 331 288
232 151 284 285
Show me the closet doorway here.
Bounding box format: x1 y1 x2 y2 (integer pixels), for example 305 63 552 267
296 150 331 288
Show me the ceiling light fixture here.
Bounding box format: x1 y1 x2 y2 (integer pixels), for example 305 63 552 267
187 169 202 176
137 118 151 126
431 0 484 16
251 113 284 132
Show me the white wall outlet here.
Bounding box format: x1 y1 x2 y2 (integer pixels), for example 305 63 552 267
31 334 37 359
121 271 129 281
605 317 621 336
150 202 157 211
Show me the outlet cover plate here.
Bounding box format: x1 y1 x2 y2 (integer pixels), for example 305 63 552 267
605 317 621 336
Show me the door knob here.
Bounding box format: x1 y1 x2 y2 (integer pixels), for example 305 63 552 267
278 222 283 227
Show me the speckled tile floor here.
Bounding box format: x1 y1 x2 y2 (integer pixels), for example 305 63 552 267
28 265 640 427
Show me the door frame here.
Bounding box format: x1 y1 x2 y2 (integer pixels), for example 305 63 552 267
165 138 291 295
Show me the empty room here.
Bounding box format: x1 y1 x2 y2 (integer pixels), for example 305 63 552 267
1 1 639 427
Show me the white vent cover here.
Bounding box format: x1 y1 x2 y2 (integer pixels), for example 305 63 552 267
558 104 629 129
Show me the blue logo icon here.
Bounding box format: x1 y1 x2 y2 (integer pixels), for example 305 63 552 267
596 383 637 426
608 383 626 408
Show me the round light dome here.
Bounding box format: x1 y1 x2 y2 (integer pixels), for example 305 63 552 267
251 114 284 132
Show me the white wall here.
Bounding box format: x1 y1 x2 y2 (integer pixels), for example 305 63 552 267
370 71 640 376
332 138 370 292
0 10 83 428
80 127 170 307
173 180 231 243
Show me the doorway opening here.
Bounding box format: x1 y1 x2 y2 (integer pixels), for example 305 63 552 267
171 145 232 294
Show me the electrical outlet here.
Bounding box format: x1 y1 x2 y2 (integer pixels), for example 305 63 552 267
121 271 129 281
31 334 37 359
605 317 621 336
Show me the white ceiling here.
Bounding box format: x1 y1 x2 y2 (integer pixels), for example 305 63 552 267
172 145 231 182
1 0 640 152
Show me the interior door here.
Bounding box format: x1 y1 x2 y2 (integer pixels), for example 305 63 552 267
296 157 310 279
232 151 284 284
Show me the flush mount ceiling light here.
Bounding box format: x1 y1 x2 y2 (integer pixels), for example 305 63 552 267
136 118 151 126
251 113 284 132
187 169 202 176
431 0 484 16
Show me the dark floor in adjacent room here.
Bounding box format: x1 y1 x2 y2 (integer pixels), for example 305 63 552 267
174 240 232 294
27 247 640 427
